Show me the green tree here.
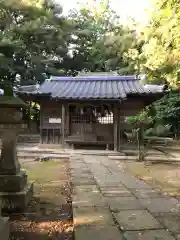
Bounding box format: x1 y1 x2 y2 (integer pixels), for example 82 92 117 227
126 90 180 139
125 109 153 161
152 90 180 137
0 0 72 94
67 0 142 74
139 0 180 85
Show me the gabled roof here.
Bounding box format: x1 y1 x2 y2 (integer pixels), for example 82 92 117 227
38 75 149 100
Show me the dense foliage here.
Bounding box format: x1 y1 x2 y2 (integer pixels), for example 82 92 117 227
124 0 180 139
126 90 180 138
0 0 72 94
0 0 142 94
67 1 142 74
139 0 180 85
1 0 180 93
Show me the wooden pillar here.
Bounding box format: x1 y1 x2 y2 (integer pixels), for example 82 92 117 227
67 104 70 136
118 107 121 151
61 104 65 147
113 106 118 151
39 102 43 144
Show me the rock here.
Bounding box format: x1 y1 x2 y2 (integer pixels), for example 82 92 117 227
34 156 51 162
40 156 51 162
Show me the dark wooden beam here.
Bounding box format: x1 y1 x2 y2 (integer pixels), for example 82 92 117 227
61 104 65 147
113 106 118 151
66 104 70 136
117 107 121 151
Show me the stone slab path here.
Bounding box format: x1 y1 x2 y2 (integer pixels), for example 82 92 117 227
70 155 180 240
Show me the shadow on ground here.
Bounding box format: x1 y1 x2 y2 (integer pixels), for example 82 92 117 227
5 193 73 239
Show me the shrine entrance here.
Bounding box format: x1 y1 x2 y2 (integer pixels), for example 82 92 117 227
68 104 114 149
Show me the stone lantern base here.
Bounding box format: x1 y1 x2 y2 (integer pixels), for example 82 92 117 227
0 203 9 240
0 217 9 240
0 170 33 213
0 96 33 213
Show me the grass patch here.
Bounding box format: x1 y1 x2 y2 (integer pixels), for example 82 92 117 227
41 161 59 166
21 160 68 184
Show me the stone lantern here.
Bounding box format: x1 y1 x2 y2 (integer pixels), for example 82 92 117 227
0 96 33 213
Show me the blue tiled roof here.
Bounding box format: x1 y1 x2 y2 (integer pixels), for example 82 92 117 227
18 84 40 94
49 75 138 81
37 75 162 100
0 88 4 95
144 84 167 93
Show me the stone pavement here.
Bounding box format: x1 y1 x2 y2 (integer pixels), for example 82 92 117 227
70 155 180 240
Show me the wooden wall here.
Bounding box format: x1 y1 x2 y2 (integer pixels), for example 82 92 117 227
39 98 146 145
69 123 113 142
40 101 69 144
119 98 145 130
117 97 150 150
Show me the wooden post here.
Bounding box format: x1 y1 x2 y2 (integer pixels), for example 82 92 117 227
39 102 43 144
114 106 118 151
46 129 48 144
117 107 120 151
67 104 70 136
61 104 65 147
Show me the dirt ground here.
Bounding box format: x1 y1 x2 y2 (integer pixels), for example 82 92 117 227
122 161 180 199
8 159 73 240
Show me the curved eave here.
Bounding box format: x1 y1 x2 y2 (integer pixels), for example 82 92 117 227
51 96 123 102
17 92 51 100
17 87 166 101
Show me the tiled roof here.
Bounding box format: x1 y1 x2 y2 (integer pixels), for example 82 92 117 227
38 75 152 100
0 89 4 95
18 84 40 94
16 76 166 100
144 84 167 93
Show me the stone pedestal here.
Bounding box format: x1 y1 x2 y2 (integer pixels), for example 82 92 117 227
0 217 9 240
0 203 9 240
0 96 33 213
0 129 33 213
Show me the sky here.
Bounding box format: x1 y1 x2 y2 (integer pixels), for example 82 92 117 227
58 0 151 25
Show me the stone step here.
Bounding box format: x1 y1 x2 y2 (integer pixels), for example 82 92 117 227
122 149 163 156
154 146 180 152
146 155 180 163
108 155 137 160
1 135 40 145
109 155 180 163
0 148 70 159
80 150 125 156
17 144 68 152
0 217 9 240
17 149 68 154
18 153 70 160
17 134 40 144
